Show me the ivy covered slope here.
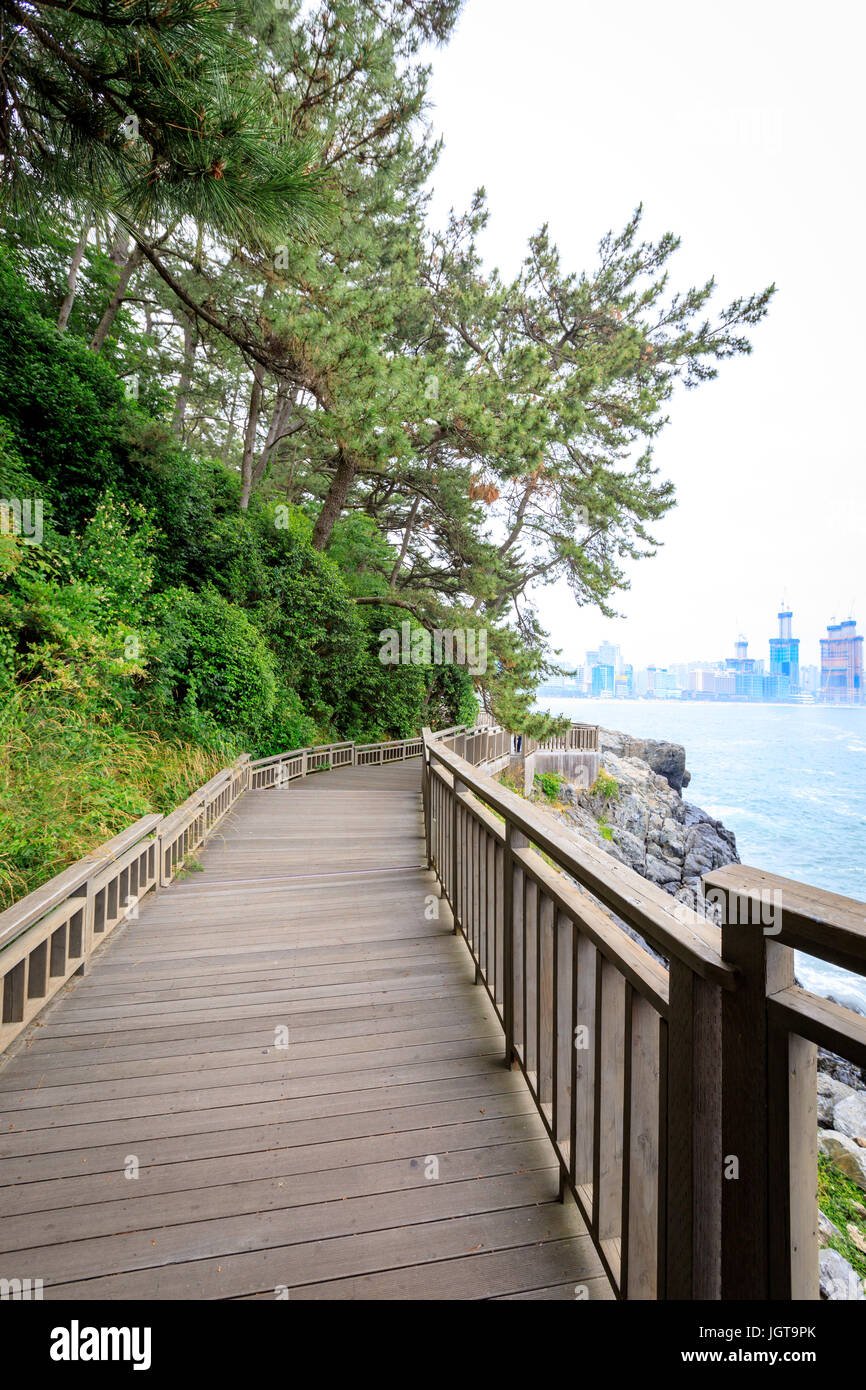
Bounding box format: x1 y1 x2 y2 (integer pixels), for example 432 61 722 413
0 253 476 907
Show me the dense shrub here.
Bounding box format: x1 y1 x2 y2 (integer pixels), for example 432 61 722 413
0 253 478 902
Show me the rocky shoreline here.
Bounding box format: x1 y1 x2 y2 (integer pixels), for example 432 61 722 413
529 725 866 1298
554 727 739 913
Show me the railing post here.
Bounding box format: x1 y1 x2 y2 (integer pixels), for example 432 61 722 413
503 820 529 1068
422 748 432 870
714 883 802 1299
301 748 308 779
664 960 722 1298
450 774 467 935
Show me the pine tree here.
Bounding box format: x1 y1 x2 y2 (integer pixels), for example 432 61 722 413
0 0 331 244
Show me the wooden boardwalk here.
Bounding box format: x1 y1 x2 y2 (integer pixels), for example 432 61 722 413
0 761 611 1300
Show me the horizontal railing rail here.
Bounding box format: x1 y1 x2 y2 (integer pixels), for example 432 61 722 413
521 723 600 756
421 725 866 1302
0 816 161 1053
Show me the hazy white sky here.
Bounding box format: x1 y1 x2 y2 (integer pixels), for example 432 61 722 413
425 0 865 671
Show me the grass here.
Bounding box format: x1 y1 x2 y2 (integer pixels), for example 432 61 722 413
534 770 564 801
0 693 235 910
590 769 619 801
818 1153 866 1280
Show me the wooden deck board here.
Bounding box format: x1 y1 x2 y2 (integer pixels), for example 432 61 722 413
0 762 612 1300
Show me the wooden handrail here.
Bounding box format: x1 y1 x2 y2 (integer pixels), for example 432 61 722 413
422 724 866 1302
0 731 429 1054
427 734 735 987
705 862 866 975
0 814 161 952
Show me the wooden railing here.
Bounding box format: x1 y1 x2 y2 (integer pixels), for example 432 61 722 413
702 863 866 1300
518 723 600 755
0 731 427 1053
422 724 866 1301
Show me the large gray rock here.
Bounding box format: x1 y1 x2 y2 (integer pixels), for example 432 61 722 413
553 730 739 911
818 1208 844 1246
819 1248 865 1299
599 728 691 794
819 1130 866 1190
818 1074 856 1129
645 853 681 889
834 1093 866 1143
818 1048 866 1092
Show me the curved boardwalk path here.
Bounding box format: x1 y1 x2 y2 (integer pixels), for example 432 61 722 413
0 762 611 1300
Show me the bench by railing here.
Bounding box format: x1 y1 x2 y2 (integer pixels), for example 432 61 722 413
0 731 427 1054
422 724 866 1301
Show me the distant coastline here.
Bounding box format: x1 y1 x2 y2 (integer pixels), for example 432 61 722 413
537 684 866 710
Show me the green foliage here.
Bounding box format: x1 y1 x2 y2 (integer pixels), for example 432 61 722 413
0 1 775 908
534 770 564 802
818 1155 866 1281
591 770 620 802
67 495 156 624
0 0 332 244
152 586 278 734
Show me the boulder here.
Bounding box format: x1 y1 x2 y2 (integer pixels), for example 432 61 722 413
846 1223 866 1255
818 1048 866 1091
645 853 681 889
599 729 690 794
819 1130 866 1190
819 1248 865 1299
818 1209 844 1246
818 1074 856 1130
834 1092 866 1143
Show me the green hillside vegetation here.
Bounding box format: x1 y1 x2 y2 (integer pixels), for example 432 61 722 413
0 1 772 907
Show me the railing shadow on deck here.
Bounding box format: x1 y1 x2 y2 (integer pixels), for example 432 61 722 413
421 723 866 1302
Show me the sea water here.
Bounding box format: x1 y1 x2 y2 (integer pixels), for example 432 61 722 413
534 698 866 1012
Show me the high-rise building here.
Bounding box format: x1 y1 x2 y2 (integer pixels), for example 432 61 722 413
598 640 622 674
769 603 800 695
820 618 864 704
726 634 762 699
689 669 719 698
591 664 615 696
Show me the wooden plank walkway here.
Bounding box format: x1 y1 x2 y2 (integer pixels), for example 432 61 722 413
0 761 612 1300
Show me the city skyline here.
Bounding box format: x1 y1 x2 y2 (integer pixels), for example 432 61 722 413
549 604 863 704
564 607 858 680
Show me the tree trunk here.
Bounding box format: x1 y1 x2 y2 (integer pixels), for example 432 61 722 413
89 243 146 352
390 494 420 585
172 314 197 439
311 449 356 550
239 362 266 509
251 382 296 493
108 225 129 266
56 226 90 331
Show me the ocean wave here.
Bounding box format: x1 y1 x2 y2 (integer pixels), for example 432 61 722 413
796 955 866 1016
